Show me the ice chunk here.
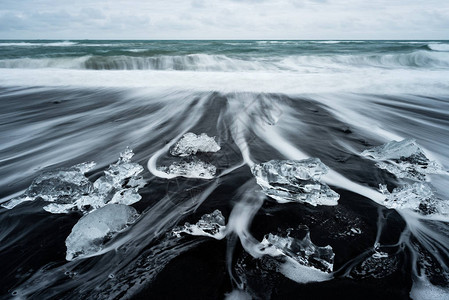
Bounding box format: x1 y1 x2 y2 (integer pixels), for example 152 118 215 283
259 227 335 274
256 227 334 283
173 210 226 240
361 139 444 181
251 159 339 206
3 149 146 214
158 158 216 179
100 148 144 187
65 204 139 261
109 189 142 206
1 162 95 209
46 149 145 214
379 183 436 214
170 132 221 157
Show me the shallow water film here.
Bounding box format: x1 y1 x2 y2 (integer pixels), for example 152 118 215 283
1 40 449 299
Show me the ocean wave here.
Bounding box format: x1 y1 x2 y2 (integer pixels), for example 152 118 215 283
0 54 278 71
0 51 448 71
0 56 93 69
0 41 78 47
282 50 449 70
311 41 342 44
427 43 449 52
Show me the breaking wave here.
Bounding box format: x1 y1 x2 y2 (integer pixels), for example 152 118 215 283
0 41 78 47
0 51 448 71
427 43 449 52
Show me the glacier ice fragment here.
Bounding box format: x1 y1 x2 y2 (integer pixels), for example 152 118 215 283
378 183 445 215
251 158 339 206
158 158 216 179
361 139 444 181
259 227 335 274
1 162 96 209
65 204 139 261
2 148 146 214
45 148 145 214
173 209 226 239
170 132 220 157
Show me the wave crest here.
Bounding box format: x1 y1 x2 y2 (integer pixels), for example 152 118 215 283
428 43 449 52
0 51 448 71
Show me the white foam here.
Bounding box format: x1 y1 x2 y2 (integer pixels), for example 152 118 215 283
410 277 449 300
225 290 252 300
1 68 448 95
0 41 77 47
428 43 449 52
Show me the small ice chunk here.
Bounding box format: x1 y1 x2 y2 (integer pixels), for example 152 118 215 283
259 227 334 274
251 159 339 206
173 210 226 240
65 204 139 261
380 183 439 214
361 139 444 181
170 132 221 157
279 257 332 283
100 148 144 188
1 196 34 210
158 158 216 179
109 189 142 206
1 162 95 209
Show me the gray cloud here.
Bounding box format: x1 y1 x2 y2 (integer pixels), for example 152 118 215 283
0 0 448 39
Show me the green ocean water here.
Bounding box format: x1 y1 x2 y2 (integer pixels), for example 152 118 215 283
0 40 448 70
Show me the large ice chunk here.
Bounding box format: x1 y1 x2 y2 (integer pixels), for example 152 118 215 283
158 158 216 179
170 132 220 157
251 159 339 206
257 226 334 283
44 148 144 214
173 210 226 239
65 204 139 261
1 162 96 209
2 149 146 214
361 139 444 181
379 183 442 214
259 227 335 274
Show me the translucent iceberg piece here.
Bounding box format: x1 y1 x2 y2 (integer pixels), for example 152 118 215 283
173 210 226 240
259 227 335 274
44 149 145 214
158 159 216 179
170 132 221 157
361 139 444 181
3 149 146 214
1 162 96 209
251 159 339 206
109 189 142 206
101 148 144 187
379 183 439 214
65 204 139 261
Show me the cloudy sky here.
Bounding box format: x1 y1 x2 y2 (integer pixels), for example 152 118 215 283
1 0 448 40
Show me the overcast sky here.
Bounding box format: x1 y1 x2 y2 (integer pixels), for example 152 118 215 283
0 0 448 40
